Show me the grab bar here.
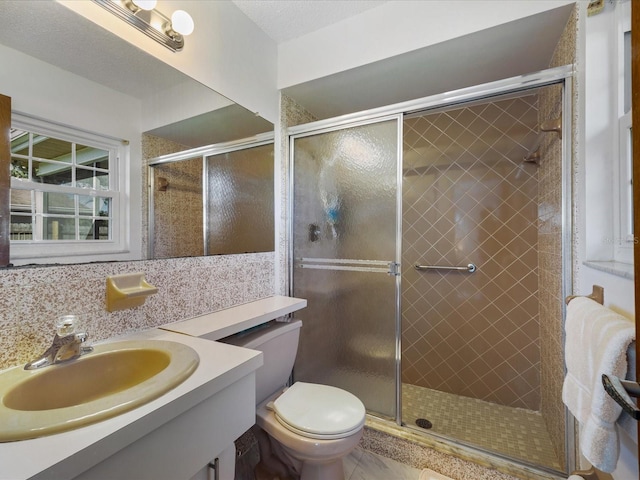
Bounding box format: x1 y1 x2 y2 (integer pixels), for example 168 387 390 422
414 263 477 273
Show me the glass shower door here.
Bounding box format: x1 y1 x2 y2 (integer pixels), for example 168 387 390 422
290 118 401 419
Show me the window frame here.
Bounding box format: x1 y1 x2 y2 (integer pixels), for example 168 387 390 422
9 113 130 262
613 0 634 264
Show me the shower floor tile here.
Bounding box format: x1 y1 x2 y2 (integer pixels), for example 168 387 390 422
402 383 562 470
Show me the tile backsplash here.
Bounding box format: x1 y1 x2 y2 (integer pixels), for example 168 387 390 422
0 252 274 370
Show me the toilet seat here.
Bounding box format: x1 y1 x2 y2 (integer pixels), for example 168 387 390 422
271 382 366 440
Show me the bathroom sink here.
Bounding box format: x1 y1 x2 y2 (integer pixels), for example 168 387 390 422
0 339 199 442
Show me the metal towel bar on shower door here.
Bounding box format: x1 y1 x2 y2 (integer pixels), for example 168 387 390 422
414 263 477 273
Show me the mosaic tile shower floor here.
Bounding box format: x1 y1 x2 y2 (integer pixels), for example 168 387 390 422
402 383 562 470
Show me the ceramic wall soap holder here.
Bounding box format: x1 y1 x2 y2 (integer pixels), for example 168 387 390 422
106 272 158 312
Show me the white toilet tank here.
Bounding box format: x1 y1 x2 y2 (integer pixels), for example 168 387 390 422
219 320 302 405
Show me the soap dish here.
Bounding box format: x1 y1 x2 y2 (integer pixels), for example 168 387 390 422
106 272 158 312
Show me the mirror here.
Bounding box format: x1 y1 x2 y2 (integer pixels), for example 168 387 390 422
148 138 274 258
0 1 274 266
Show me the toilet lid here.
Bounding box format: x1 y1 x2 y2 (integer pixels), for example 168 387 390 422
272 382 365 439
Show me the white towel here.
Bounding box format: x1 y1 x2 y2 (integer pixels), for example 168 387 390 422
562 296 635 473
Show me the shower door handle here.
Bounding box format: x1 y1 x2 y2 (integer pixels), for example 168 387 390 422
296 258 396 274
414 263 477 273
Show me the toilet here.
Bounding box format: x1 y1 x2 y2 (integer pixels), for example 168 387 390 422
220 319 365 480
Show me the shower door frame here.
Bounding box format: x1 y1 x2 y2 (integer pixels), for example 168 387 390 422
287 64 575 473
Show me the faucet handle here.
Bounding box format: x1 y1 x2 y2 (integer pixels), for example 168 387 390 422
56 315 78 336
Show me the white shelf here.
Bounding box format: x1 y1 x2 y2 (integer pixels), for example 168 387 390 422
160 295 308 341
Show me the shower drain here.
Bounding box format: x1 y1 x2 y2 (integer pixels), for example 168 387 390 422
415 418 433 429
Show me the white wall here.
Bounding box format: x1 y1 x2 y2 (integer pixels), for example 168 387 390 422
140 78 234 133
58 0 279 123
0 44 141 144
278 0 574 89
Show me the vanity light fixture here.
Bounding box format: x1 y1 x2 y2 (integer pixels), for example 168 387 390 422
93 0 194 52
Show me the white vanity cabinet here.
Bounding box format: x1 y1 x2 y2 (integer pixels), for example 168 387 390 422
71 373 255 480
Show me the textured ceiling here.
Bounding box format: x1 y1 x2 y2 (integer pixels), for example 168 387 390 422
231 0 388 43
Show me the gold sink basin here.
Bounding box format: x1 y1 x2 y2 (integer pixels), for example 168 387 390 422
0 340 199 442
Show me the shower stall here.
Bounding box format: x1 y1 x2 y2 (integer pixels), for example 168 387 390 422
288 67 573 475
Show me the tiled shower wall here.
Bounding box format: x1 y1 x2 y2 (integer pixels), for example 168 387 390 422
151 155 204 258
142 133 198 258
538 5 578 468
401 96 541 410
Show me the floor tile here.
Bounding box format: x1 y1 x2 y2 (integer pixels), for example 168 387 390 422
343 447 364 479
346 449 421 480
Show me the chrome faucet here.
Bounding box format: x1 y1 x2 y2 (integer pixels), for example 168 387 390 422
24 315 94 370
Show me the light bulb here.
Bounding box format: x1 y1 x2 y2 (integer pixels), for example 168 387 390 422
131 0 157 10
171 10 194 36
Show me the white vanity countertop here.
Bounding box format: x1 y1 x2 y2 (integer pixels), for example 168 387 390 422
0 328 263 480
161 295 308 340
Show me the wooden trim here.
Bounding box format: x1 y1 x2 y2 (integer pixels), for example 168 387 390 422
631 0 640 471
565 285 604 305
0 94 10 267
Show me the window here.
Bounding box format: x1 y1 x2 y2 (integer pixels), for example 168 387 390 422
9 114 128 261
614 0 633 264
